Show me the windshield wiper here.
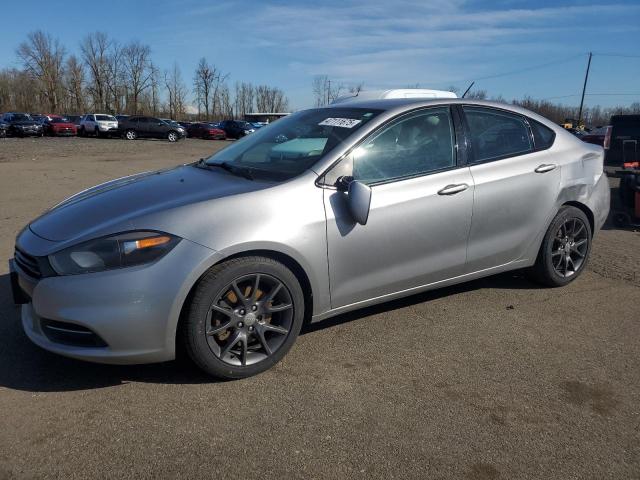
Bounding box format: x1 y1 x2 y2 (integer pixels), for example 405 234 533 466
195 159 254 180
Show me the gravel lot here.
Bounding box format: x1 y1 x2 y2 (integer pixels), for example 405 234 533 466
0 137 638 479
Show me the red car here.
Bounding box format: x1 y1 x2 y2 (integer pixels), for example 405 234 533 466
186 122 226 140
42 115 78 136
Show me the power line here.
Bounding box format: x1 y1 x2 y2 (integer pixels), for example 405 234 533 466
543 93 640 100
436 53 586 87
593 52 640 59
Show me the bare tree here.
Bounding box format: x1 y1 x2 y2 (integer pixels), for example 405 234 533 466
105 41 125 113
217 83 233 119
312 75 344 106
193 58 225 120
64 55 85 113
81 32 111 111
16 30 66 112
122 41 152 114
148 61 161 116
234 81 254 118
164 63 187 119
255 85 289 112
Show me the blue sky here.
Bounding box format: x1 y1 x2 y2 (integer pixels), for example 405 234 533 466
1 0 639 110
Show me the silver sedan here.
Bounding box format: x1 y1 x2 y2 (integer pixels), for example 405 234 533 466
10 99 610 379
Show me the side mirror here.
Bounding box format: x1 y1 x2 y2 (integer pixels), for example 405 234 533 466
336 176 371 225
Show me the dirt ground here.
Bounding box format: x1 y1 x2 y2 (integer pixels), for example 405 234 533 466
0 137 638 479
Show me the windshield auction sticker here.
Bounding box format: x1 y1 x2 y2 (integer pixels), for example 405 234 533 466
319 118 362 128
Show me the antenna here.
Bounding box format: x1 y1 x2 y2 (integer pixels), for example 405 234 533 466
462 81 475 98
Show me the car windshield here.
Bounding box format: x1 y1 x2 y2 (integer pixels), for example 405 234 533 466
205 108 382 180
51 118 67 123
12 114 32 121
96 115 116 121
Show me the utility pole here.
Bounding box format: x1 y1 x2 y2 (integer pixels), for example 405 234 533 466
577 52 592 129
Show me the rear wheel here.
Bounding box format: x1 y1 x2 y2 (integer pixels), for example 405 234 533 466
182 256 305 379
167 131 179 142
529 206 592 287
124 129 137 140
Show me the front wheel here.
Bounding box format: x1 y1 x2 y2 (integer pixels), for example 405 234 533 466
528 206 592 287
124 129 137 140
182 256 305 379
167 131 179 142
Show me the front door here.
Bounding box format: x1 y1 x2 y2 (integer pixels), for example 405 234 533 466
323 106 475 309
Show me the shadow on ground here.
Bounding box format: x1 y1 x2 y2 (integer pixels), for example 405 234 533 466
0 270 541 393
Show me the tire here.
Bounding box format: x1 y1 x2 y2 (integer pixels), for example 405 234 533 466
528 206 592 287
124 129 137 140
182 256 305 379
167 131 179 142
94 127 101 138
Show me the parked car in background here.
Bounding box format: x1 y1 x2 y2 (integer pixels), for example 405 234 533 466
0 120 8 138
118 116 186 142
115 115 129 122
63 115 82 131
79 114 119 137
1 112 43 137
219 120 255 139
580 126 608 147
31 114 47 125
42 115 77 137
250 122 268 129
605 115 640 167
186 122 226 140
9 98 609 379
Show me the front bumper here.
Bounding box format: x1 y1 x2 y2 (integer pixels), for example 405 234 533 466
14 237 218 365
97 125 119 133
15 127 42 136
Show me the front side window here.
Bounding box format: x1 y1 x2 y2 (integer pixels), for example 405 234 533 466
325 107 456 185
463 106 533 162
205 108 382 180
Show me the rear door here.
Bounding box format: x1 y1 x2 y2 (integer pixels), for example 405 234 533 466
136 117 151 137
460 106 561 272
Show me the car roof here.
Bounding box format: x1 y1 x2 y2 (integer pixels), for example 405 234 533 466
324 98 562 131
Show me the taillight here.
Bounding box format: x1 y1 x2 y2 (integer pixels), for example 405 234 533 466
603 126 612 150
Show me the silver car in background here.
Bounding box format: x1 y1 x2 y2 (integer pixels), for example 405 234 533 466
10 98 610 379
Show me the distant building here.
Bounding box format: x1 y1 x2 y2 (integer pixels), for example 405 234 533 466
243 112 290 124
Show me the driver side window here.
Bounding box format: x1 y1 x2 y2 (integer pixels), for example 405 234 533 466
326 107 456 186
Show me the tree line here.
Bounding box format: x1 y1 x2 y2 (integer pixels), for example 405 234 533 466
311 75 640 128
452 88 640 127
0 30 289 120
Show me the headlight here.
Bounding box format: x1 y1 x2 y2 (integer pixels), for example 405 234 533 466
49 231 180 275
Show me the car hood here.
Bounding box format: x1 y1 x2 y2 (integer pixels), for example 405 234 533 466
29 164 270 243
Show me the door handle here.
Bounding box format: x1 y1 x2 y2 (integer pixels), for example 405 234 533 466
438 183 469 195
535 163 557 173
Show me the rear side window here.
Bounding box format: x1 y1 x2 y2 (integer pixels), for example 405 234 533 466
529 119 555 150
463 106 533 163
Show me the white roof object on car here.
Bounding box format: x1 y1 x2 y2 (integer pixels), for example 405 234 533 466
331 89 457 105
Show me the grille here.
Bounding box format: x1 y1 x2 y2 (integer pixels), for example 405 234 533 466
41 319 108 348
14 247 42 279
